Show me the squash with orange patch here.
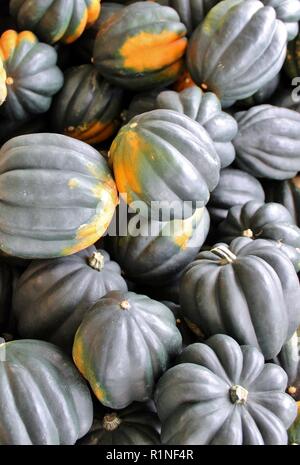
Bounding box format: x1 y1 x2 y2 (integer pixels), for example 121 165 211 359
109 207 210 285
93 2 187 90
10 0 101 44
52 64 123 145
110 109 220 220
0 133 118 259
0 30 63 121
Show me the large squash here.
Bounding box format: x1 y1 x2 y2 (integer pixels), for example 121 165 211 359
207 168 265 224
154 334 297 445
233 105 300 180
218 200 300 271
187 0 287 107
13 247 127 351
109 207 210 285
0 339 93 445
73 290 182 408
0 30 63 121
0 133 118 259
92 2 187 90
156 87 238 168
0 56 6 105
110 109 220 220
180 237 300 359
264 176 300 226
51 65 123 144
78 402 161 445
10 0 101 45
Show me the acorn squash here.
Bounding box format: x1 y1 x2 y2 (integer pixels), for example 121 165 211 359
10 0 101 45
155 334 297 445
180 237 300 359
261 0 300 40
0 133 118 258
73 290 182 408
0 30 63 121
272 331 299 395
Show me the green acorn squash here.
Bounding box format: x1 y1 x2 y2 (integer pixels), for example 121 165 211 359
272 331 299 395
264 176 300 226
109 207 210 285
180 237 300 359
156 87 238 168
73 290 182 408
92 2 187 90
10 0 101 45
0 30 63 121
187 0 287 107
0 133 118 258
13 247 127 351
0 339 93 445
218 200 300 271
78 402 161 445
51 64 123 144
207 168 265 224
126 90 162 122
154 334 297 445
110 109 220 220
234 104 300 180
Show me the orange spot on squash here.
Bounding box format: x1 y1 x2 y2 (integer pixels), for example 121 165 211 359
0 30 37 62
86 0 101 26
65 120 117 145
63 10 88 44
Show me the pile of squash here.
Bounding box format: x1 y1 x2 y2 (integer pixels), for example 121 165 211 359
0 0 300 446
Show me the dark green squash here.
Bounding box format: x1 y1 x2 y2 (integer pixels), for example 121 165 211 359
13 247 127 352
180 237 300 359
261 0 300 40
0 339 93 445
93 2 187 90
264 176 300 226
187 0 287 107
161 300 198 347
78 402 161 445
285 29 300 78
207 168 265 224
234 104 300 180
272 331 299 395
154 334 297 445
126 90 162 122
156 87 238 168
0 30 63 121
237 73 280 109
110 109 220 220
109 207 210 285
51 65 123 144
10 0 101 45
73 290 182 408
218 200 300 271
0 133 118 258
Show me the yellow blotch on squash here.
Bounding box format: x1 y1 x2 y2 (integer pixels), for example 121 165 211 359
0 58 7 105
65 120 116 145
119 30 187 72
0 30 37 62
173 208 204 250
86 0 101 26
63 10 88 44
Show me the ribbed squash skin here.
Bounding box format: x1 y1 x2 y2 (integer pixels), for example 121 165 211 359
0 30 63 121
155 0 219 35
264 176 300 226
238 74 280 109
285 30 300 78
0 133 118 259
13 247 127 351
109 207 210 285
93 2 187 90
218 200 300 271
180 237 300 359
126 90 161 122
0 56 6 105
10 0 101 45
51 65 123 144
187 0 287 106
156 87 238 168
272 332 299 387
0 339 93 445
73 290 182 409
234 105 300 180
155 334 297 445
78 402 161 445
262 0 300 40
110 109 220 220
207 168 265 224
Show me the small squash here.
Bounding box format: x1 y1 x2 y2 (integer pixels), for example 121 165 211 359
0 339 93 445
73 290 182 409
0 133 118 258
110 109 220 220
51 65 123 144
0 30 63 121
10 0 101 45
180 237 300 359
155 334 297 445
93 2 187 90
